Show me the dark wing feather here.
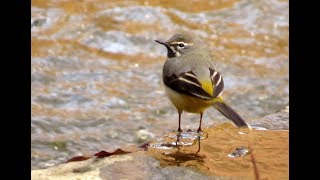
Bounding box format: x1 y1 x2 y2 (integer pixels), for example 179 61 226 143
163 71 213 100
209 68 224 98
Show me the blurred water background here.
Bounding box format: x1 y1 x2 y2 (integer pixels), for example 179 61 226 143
31 0 288 169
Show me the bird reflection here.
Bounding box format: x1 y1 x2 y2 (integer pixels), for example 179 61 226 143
175 131 201 153
159 131 206 167
175 131 182 146
196 135 201 154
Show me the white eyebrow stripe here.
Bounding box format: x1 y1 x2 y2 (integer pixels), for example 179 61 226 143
170 42 193 46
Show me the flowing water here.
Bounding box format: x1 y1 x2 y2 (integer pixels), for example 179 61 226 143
31 0 288 173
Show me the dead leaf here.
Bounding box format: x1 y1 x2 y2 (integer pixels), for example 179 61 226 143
94 149 130 158
66 156 91 163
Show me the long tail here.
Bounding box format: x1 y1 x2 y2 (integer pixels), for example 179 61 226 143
213 98 251 129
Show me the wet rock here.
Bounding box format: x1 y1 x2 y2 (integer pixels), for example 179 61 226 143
32 108 288 179
31 155 133 180
100 155 210 179
37 148 240 180
250 105 289 130
32 153 213 180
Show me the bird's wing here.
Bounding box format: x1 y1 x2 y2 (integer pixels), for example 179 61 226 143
163 71 213 100
209 68 224 98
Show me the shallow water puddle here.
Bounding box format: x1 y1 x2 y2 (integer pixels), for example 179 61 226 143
148 123 288 179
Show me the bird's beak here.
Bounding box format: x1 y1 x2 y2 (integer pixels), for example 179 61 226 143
154 40 169 47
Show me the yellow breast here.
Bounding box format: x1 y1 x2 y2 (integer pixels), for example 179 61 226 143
165 86 214 113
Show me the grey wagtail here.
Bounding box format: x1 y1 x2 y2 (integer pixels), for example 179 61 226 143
155 33 251 132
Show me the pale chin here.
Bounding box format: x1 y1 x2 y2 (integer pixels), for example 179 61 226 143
175 51 181 57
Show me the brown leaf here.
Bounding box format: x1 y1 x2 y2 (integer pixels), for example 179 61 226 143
66 156 91 163
94 151 112 157
94 148 130 158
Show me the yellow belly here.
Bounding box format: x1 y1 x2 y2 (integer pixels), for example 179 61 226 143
165 86 213 113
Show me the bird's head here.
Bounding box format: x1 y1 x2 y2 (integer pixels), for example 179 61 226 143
155 33 197 58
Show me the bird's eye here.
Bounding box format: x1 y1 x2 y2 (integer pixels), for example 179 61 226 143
178 43 184 47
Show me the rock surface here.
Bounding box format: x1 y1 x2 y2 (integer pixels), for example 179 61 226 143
250 105 289 130
32 107 289 179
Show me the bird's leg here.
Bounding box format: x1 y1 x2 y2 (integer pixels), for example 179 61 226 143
197 113 203 132
178 112 182 132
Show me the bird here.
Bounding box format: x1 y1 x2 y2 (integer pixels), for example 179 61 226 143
155 33 251 132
